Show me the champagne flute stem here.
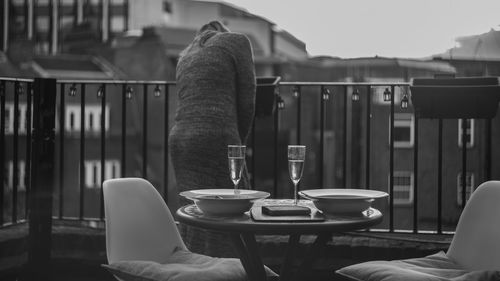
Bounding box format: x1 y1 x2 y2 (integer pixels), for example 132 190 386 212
294 183 298 205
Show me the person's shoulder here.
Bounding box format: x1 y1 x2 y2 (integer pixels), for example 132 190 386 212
212 32 251 48
217 32 249 41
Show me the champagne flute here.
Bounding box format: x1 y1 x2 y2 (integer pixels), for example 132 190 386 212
288 145 306 205
228 145 246 194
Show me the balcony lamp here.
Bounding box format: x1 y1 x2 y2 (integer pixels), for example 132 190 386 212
154 85 162 97
322 88 331 101
292 86 300 98
126 86 134 99
277 95 285 109
383 88 391 101
401 94 409 109
352 88 360 101
69 84 77 96
16 84 24 95
97 86 104 98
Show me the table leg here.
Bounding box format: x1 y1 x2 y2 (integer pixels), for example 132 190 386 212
230 233 268 281
241 233 268 281
297 232 331 278
279 234 301 281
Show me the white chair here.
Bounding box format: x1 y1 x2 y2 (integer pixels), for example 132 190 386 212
103 177 277 281
336 180 500 281
446 180 500 271
103 177 187 265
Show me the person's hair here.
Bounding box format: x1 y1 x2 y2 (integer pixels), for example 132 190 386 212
197 20 230 35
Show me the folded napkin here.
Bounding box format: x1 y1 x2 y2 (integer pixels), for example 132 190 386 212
103 248 277 281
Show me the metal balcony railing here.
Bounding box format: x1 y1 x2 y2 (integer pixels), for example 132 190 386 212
1 77 498 235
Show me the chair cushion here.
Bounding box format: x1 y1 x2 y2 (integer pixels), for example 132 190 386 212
336 251 500 281
102 248 277 281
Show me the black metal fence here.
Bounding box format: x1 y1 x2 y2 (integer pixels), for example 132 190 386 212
1 77 498 234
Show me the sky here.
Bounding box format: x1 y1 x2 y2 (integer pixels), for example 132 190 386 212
223 0 500 59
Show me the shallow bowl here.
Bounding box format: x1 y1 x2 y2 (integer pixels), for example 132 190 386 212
180 189 270 216
299 189 388 214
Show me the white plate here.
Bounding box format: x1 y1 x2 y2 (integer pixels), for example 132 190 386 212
299 189 388 214
180 189 270 215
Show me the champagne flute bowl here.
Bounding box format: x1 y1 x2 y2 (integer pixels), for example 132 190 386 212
288 145 306 205
228 145 246 193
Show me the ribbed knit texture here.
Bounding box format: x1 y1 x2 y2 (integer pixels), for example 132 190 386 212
169 31 256 257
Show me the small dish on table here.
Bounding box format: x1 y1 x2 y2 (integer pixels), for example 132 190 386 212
180 189 270 216
299 189 388 214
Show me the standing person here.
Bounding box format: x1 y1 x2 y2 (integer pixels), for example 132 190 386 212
168 20 256 257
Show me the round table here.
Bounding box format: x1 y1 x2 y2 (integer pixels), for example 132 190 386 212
176 200 383 281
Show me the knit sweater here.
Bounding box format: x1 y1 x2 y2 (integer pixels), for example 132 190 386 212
169 31 256 192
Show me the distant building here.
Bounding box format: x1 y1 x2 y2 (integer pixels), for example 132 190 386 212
433 28 500 77
111 0 309 77
437 29 500 61
1 0 129 55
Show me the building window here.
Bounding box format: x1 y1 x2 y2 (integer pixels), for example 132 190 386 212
110 16 125 32
60 0 76 6
390 171 414 206
5 161 27 192
36 16 50 33
110 0 127 33
390 113 414 148
163 1 172 13
66 105 80 133
65 104 109 134
162 1 173 22
458 119 474 148
4 105 14 134
457 172 474 206
4 103 29 135
18 103 28 133
84 160 121 188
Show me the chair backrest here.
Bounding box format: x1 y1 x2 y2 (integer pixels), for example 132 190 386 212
447 180 500 271
103 178 187 264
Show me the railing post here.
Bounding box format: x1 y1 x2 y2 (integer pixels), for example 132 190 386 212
413 116 419 233
437 118 443 234
389 85 395 232
460 118 467 209
0 81 5 226
273 88 280 198
163 83 169 201
365 85 371 189
319 86 326 188
485 119 492 180
22 78 57 281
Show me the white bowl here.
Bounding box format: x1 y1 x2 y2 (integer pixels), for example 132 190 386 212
299 189 388 214
180 189 270 216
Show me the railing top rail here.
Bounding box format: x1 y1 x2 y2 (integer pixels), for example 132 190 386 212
57 79 176 85
59 80 411 87
410 84 499 88
279 81 411 86
0 77 412 87
0 77 35 83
